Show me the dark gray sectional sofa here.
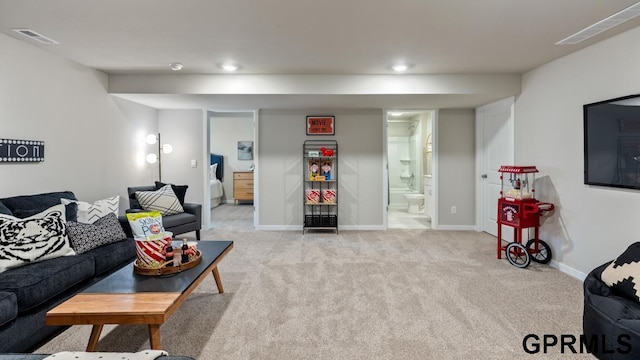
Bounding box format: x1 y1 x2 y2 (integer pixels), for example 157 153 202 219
0 191 137 353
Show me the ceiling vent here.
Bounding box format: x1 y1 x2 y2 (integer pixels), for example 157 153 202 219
12 28 59 45
556 2 640 44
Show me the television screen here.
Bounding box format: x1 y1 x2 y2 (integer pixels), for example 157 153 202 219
584 94 640 190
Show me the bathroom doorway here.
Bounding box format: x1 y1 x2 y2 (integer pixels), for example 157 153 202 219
387 110 434 229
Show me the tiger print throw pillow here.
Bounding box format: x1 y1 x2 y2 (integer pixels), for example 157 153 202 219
0 204 75 273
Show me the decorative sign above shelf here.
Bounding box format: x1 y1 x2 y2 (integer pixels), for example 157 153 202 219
306 116 335 135
0 138 45 163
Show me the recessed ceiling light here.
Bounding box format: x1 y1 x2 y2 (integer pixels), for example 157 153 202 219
392 64 408 72
170 63 183 71
221 64 238 72
389 112 404 116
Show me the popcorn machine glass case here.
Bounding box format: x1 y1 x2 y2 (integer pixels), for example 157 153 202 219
497 166 554 268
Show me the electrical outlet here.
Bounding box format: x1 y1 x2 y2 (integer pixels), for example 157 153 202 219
451 206 457 214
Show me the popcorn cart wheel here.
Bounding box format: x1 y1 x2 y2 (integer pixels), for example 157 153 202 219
505 242 530 268
526 238 552 264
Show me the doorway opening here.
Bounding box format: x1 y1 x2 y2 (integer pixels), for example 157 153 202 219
207 111 256 230
386 110 434 229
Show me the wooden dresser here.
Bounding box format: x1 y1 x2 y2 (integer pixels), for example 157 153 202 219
233 171 254 204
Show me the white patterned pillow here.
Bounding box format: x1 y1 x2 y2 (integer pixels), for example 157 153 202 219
61 196 119 224
0 204 75 273
135 185 184 216
66 213 127 254
601 242 640 302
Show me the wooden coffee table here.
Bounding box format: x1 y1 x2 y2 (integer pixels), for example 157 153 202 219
46 240 233 351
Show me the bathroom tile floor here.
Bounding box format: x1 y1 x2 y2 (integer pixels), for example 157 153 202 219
388 208 431 229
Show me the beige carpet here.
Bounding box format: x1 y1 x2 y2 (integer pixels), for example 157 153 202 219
36 227 593 359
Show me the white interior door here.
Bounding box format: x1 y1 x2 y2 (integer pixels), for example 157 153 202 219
476 97 514 237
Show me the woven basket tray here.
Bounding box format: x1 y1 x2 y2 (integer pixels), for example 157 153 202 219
134 250 202 276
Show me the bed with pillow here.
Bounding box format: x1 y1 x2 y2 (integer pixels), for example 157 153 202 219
210 153 224 208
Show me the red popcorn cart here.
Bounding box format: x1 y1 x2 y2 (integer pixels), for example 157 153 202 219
497 166 555 268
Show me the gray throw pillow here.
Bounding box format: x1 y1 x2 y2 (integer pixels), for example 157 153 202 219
67 213 127 254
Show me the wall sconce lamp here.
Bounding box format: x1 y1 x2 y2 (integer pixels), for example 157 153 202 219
145 133 173 181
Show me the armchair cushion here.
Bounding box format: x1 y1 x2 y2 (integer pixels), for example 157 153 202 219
126 185 201 239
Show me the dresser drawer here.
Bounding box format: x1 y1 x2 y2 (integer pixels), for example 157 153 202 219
234 172 253 180
234 189 254 200
234 179 253 188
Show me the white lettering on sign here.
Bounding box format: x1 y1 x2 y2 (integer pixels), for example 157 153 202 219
0 139 45 162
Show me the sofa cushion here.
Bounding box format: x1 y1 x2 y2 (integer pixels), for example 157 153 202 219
0 191 78 221
85 238 136 275
135 185 184 216
161 212 196 229
0 201 12 216
601 242 640 302
61 196 119 224
0 254 94 312
67 213 127 254
155 181 188 205
0 291 17 327
0 204 76 273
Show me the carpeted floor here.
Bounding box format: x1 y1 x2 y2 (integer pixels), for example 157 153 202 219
36 210 592 359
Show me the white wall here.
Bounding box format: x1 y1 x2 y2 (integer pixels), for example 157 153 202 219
258 109 384 229
437 109 476 227
0 33 157 212
515 26 640 278
209 112 254 203
159 109 206 209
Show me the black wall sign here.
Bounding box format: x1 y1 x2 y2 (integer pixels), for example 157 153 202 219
0 139 45 163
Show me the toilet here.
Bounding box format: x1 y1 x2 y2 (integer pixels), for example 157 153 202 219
404 193 424 214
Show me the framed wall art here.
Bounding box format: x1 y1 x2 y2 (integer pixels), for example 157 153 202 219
0 138 45 163
237 141 253 160
306 116 335 135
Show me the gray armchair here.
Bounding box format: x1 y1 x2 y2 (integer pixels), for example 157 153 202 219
125 185 201 240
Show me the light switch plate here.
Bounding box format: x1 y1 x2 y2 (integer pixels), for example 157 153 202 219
190 159 197 168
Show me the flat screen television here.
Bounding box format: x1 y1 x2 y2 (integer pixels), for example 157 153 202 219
584 94 640 190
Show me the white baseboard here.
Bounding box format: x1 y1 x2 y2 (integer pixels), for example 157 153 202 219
550 260 587 281
254 225 387 231
255 225 301 231
432 225 477 231
339 225 387 231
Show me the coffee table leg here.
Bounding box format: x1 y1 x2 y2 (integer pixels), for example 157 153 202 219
148 324 162 349
212 266 224 293
86 324 103 352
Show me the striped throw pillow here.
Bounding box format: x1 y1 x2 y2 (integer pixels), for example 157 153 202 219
135 185 184 216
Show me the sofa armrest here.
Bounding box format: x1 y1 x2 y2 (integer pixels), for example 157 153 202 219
183 203 202 229
118 215 134 238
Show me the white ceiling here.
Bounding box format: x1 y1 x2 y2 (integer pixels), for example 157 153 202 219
2 0 639 110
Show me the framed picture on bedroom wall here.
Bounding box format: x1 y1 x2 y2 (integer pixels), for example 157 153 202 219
237 141 253 160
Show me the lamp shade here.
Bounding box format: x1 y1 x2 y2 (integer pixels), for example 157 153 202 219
146 134 157 144
161 144 173 154
145 153 158 164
